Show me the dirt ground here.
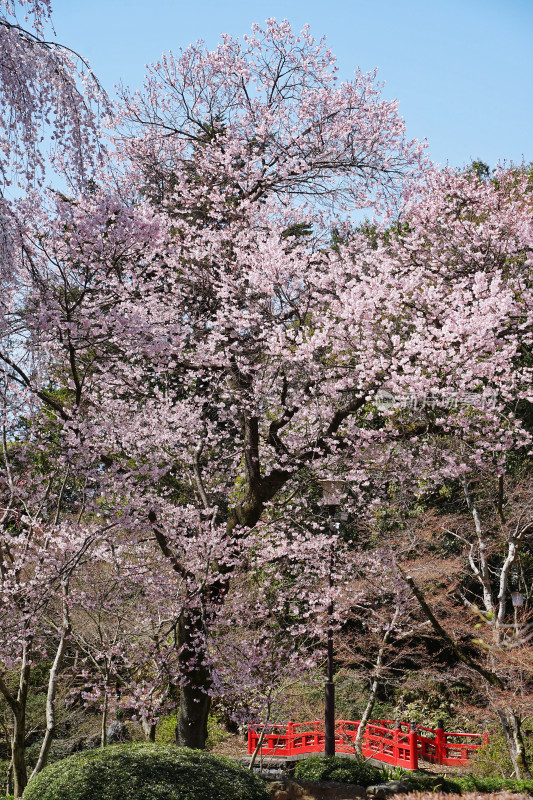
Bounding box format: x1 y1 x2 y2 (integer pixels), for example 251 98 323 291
212 732 250 759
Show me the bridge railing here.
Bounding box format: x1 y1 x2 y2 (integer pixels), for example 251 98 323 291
358 720 418 770
247 719 486 770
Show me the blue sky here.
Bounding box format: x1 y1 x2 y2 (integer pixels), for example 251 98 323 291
50 0 532 170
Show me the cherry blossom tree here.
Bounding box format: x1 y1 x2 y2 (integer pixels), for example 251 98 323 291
0 19 429 750
118 19 426 211
69 538 187 747
0 0 105 189
2 18 533 763
13 163 531 749
0 451 108 795
0 0 107 334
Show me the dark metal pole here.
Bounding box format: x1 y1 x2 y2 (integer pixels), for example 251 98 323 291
324 516 335 757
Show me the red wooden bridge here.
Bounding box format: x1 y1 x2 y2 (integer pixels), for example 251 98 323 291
247 720 488 770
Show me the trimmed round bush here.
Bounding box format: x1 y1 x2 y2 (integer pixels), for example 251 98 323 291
294 755 383 786
395 794 533 800
22 743 269 800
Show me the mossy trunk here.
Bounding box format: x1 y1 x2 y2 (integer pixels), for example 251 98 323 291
101 693 108 748
2 650 31 798
498 708 532 779
12 706 27 798
5 758 13 797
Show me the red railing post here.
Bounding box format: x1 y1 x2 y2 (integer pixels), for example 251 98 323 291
248 725 255 755
408 722 418 770
393 720 401 765
436 719 445 764
287 720 295 755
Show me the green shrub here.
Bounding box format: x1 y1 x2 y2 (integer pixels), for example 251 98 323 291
206 713 230 750
396 793 532 800
294 755 384 786
404 773 533 795
404 772 452 793
155 712 229 751
453 774 533 795
154 713 177 744
22 743 268 800
473 726 533 779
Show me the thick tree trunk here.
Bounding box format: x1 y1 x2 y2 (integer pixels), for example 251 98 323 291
498 708 532 779
176 683 211 749
175 609 211 749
